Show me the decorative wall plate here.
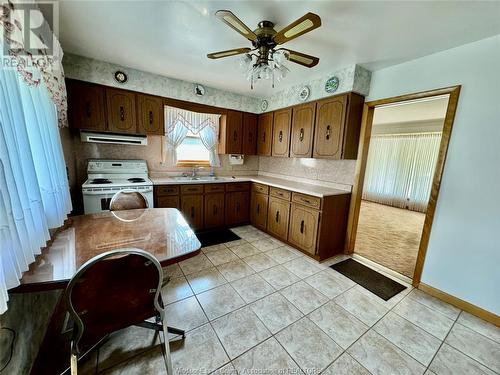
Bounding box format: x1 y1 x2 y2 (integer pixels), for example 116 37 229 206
260 99 268 112
194 84 205 96
325 76 340 93
298 86 310 101
114 71 128 84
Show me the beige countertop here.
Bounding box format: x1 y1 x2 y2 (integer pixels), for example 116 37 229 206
150 175 350 198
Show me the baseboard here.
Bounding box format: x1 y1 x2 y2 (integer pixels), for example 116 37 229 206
418 283 500 327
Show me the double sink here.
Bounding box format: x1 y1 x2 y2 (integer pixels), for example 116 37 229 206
170 176 233 182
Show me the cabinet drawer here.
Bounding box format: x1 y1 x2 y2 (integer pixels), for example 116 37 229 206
181 185 204 194
292 192 321 209
226 182 250 192
252 183 269 195
157 195 179 208
205 184 225 193
270 187 291 201
156 185 179 196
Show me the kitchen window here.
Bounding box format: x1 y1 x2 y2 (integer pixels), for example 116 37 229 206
176 131 211 166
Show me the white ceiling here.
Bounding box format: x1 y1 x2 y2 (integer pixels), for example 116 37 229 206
56 1 500 97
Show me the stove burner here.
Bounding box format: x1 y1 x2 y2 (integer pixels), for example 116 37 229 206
128 178 146 183
90 178 112 184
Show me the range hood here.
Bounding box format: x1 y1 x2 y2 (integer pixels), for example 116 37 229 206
80 131 148 146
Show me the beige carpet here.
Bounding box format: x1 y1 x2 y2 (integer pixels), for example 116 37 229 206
354 200 425 278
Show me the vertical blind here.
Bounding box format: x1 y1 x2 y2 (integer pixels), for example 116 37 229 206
362 132 442 212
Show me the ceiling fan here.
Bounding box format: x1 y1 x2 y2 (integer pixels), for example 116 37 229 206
207 10 321 88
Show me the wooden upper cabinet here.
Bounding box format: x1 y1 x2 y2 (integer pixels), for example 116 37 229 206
219 110 243 154
242 113 258 155
313 95 347 159
290 102 316 158
66 80 106 131
271 108 292 157
137 94 164 135
257 112 273 156
313 93 364 159
106 88 137 134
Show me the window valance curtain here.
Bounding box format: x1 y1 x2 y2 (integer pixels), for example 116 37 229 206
362 132 442 213
0 0 68 127
164 106 221 167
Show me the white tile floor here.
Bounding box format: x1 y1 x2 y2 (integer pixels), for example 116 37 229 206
83 225 500 375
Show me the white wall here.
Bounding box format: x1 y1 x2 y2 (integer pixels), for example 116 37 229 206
367 35 500 315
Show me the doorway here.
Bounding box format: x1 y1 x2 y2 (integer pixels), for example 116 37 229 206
346 86 461 286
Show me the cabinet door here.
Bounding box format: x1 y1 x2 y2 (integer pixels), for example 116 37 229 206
226 110 243 154
137 94 164 135
242 113 258 155
225 191 250 226
204 193 225 229
272 108 292 157
181 195 204 230
267 197 290 241
106 88 137 134
157 195 179 209
288 204 319 255
290 102 316 158
257 112 273 156
250 192 268 231
313 95 347 159
66 80 106 131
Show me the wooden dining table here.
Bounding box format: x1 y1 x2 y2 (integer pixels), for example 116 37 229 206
13 208 202 292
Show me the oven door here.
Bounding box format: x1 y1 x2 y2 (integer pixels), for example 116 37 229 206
83 189 118 214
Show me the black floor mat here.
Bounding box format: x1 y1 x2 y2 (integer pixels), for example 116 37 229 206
331 259 406 300
196 228 241 247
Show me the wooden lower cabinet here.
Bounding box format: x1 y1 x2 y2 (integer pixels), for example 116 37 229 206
288 204 320 255
250 192 268 230
180 195 204 230
204 193 225 229
267 197 290 241
156 195 179 209
225 191 249 226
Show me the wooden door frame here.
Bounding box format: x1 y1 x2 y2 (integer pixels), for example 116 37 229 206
345 86 461 287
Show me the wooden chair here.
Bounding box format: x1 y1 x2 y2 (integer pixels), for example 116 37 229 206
109 189 148 211
64 249 177 375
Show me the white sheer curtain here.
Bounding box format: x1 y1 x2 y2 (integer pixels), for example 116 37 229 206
362 132 442 212
0 67 72 314
164 107 221 167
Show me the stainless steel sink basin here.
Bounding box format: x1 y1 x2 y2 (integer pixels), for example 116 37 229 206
171 176 229 182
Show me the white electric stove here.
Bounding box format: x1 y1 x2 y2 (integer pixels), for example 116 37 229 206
82 159 154 214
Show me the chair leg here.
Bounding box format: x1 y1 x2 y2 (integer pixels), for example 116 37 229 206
70 341 78 375
167 326 185 338
160 310 174 375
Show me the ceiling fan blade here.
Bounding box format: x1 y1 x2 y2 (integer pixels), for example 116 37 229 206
278 49 319 68
273 12 321 45
207 47 251 59
215 10 257 42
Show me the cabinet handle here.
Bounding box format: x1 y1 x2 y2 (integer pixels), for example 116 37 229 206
262 132 266 142
236 202 240 212
300 220 305 234
233 130 237 141
279 130 283 142
299 128 304 141
191 207 195 218
213 205 217 215
249 132 253 141
275 210 280 223
326 125 331 140
85 102 91 117
257 203 260 214
149 111 153 125
119 106 125 121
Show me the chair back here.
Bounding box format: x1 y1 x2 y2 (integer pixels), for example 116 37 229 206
109 189 148 211
64 249 163 354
